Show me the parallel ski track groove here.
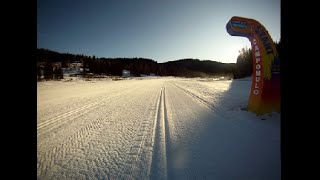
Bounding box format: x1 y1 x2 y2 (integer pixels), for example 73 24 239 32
170 82 262 137
118 87 162 179
38 85 141 178
149 86 169 180
37 86 140 136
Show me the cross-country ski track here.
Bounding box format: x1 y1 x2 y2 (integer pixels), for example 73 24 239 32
37 77 280 179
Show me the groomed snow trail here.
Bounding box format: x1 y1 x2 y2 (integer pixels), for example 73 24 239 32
37 77 280 180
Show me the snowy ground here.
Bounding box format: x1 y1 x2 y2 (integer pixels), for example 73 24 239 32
37 77 280 180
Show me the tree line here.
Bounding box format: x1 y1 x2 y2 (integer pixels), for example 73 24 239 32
232 40 281 79
37 49 236 80
37 39 281 80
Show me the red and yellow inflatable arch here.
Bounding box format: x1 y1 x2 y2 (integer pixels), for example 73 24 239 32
226 16 280 115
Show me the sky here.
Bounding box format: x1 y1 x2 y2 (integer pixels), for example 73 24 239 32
37 0 280 63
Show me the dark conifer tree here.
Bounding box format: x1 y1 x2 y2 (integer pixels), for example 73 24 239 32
43 62 53 80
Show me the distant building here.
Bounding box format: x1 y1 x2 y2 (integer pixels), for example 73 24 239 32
122 70 131 77
62 63 82 75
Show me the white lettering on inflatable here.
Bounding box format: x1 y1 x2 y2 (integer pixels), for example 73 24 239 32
255 45 259 51
253 39 257 44
256 64 261 70
256 70 261 76
252 38 261 96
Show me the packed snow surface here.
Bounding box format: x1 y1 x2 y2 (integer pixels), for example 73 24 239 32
37 77 280 179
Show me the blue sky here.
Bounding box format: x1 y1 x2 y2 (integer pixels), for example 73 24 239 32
37 0 280 63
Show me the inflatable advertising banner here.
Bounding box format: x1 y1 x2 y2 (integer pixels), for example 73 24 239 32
226 16 280 115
